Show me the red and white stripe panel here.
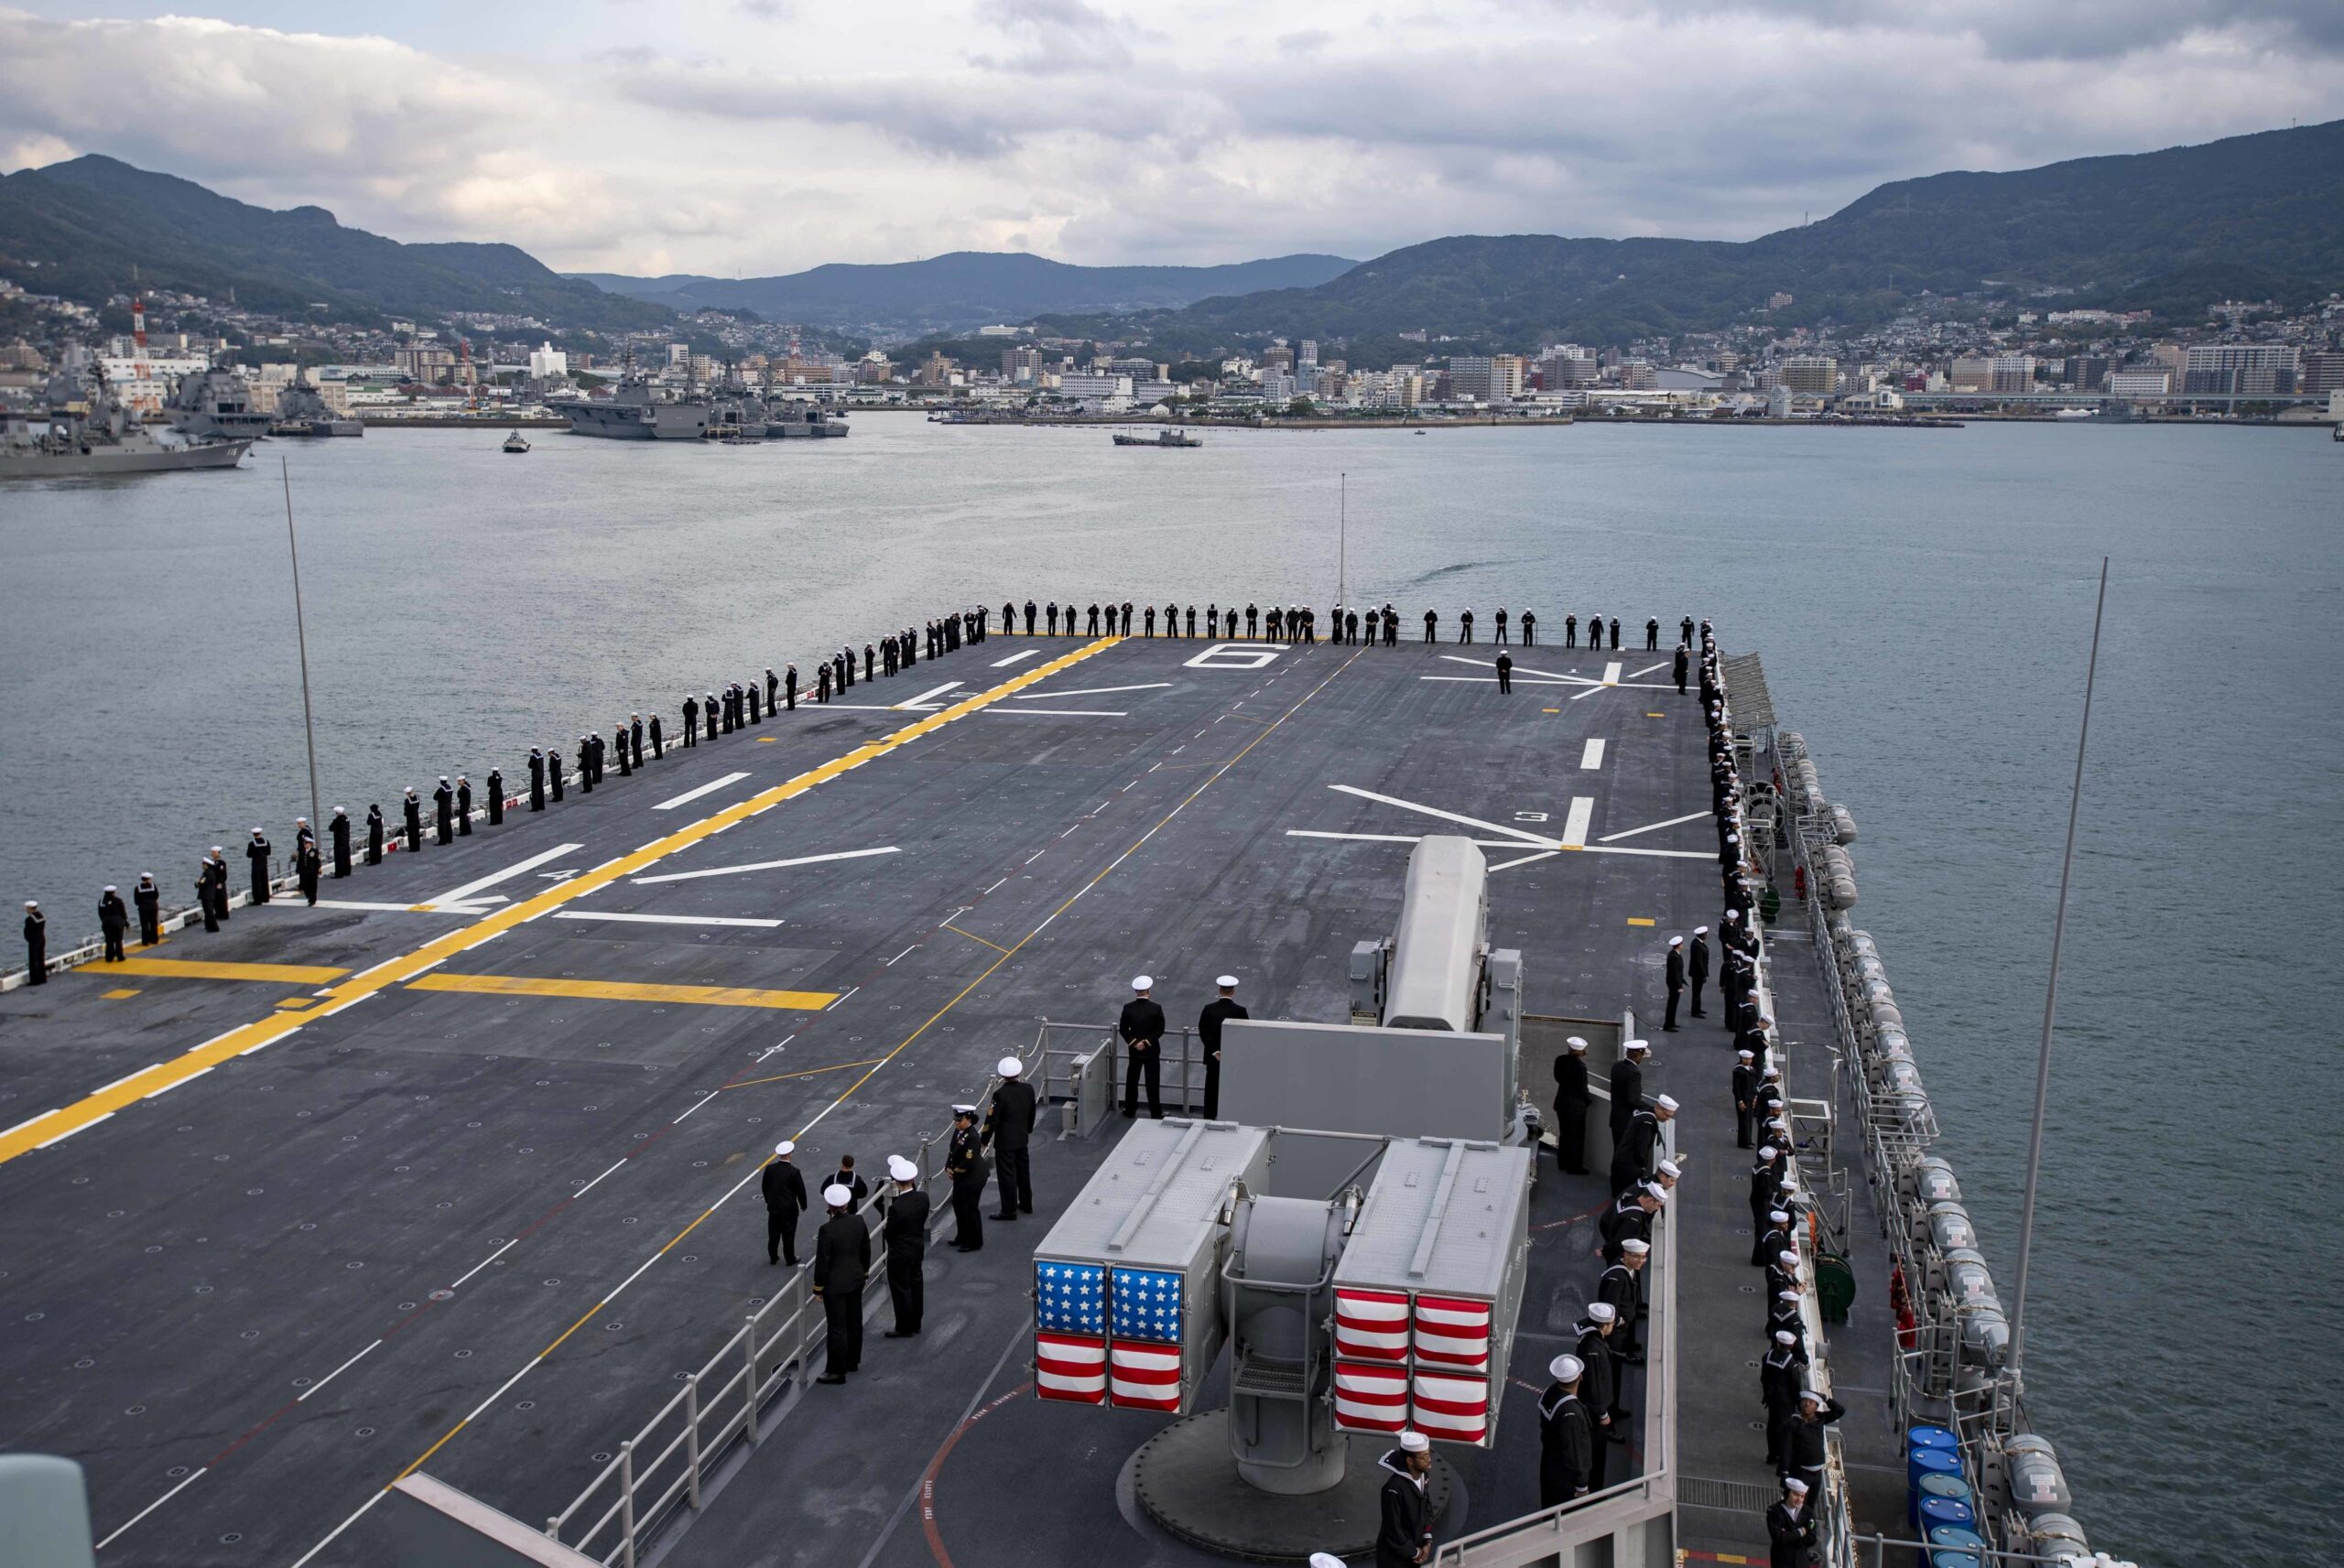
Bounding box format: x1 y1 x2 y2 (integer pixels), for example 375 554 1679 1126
1108 1342 1184 1411
1334 1288 1412 1362
1412 1294 1492 1370
1035 1333 1106 1404
1411 1369 1492 1445
1332 1360 1411 1433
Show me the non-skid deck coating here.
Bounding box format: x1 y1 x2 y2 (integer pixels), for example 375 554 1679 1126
0 631 1893 1566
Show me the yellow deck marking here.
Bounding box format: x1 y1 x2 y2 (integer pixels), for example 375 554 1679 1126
940 922 1011 954
101 989 140 1000
1626 917 1656 926
0 637 1121 1166
274 999 317 1011
1647 711 1666 718
1542 708 1561 713
408 974 838 1011
721 1057 885 1091
756 735 778 742
103 957 351 985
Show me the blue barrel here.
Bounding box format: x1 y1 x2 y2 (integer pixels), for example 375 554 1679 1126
1916 1471 1973 1508
1906 1447 1961 1528
1917 1494 1977 1534
1906 1423 1959 1454
1927 1524 1987 1567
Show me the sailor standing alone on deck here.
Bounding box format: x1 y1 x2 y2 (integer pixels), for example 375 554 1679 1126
810 1184 869 1385
1374 1430 1437 1566
22 901 48 982
98 885 129 961
983 1056 1036 1218
761 1141 808 1266
134 874 162 947
882 1154 928 1337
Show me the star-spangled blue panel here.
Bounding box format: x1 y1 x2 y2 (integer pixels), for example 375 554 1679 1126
1035 1260 1106 1335
1110 1267 1186 1344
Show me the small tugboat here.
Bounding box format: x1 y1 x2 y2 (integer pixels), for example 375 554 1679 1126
503 432 531 454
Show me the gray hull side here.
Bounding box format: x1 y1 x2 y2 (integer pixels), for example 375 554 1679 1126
0 440 252 479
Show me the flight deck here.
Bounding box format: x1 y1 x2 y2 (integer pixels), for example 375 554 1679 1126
0 629 1907 1566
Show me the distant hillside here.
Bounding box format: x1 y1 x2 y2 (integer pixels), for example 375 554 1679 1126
0 156 673 331
1048 119 2344 357
575 251 1359 335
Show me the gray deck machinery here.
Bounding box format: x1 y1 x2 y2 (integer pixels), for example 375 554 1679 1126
1031 837 1538 1557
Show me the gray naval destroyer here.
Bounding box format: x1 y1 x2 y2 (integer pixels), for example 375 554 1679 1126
0 621 2123 1568
0 356 251 478
551 368 847 441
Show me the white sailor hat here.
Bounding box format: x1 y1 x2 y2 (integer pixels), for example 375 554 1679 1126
1622 1238 1650 1256
1624 1038 1650 1054
103 883 116 892
1774 1329 1797 1345
1785 1476 1811 1494
1737 1049 1756 1060
1777 1250 1798 1267
1668 935 1683 946
1762 1063 1783 1077
1587 1301 1618 1324
253 826 265 834
998 1056 1024 1078
1310 1556 1348 1568
1655 1160 1680 1178
1655 1095 1679 1113
1566 1035 1589 1052
1133 974 1153 990
1779 1289 1801 1302
951 1103 978 1117
23 899 37 908
822 1184 853 1206
1398 1430 1430 1454
1797 1389 1824 1406
1549 1353 1585 1382
887 1155 918 1184
1694 925 1709 935
1758 1145 1779 1162
334 806 345 813
774 1141 796 1156
1769 1209 1791 1224
1643 1183 1668 1202
1725 908 1741 920
1217 974 1239 988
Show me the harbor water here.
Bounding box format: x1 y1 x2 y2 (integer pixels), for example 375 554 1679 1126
2 418 2338 1564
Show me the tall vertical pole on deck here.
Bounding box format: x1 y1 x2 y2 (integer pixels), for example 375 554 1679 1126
2007 556 2108 1376
282 458 323 835
1337 471 1347 613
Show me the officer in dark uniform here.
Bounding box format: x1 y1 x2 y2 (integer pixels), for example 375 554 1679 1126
246 828 273 902
810 1184 869 1384
208 847 233 922
21 901 46 982
1537 1354 1595 1508
1682 616 1697 651
1600 1185 1663 1266
1422 608 1437 643
1753 1206 1794 1268
785 664 798 711
1492 607 1509 643
1783 1390 1844 1495
1732 1049 1759 1147
1458 607 1474 643
1374 1432 1436 1567
326 807 351 877
761 1141 808 1266
403 789 423 850
297 837 321 906
1609 617 1621 649
1025 599 1037 634
1767 1477 1817 1568
1047 600 1059 635
983 1056 1036 1217
1664 935 1685 1031
1119 975 1166 1119
1609 1096 1675 1195
549 747 566 801
97 886 128 961
1644 617 1659 650
681 694 699 745
1551 1034 1591 1173
1761 1328 1807 1465
1520 609 1536 645
457 776 474 833
1610 1038 1647 1143
1601 1240 1648 1362
881 1154 929 1336
365 807 385 866
528 749 547 811
1687 924 1709 1015
1245 602 1259 637
485 770 504 827
134 873 163 947
817 662 831 703
1565 613 1578 647
946 1106 988 1251
1197 975 1245 1119
1495 651 1513 692
1674 643 1691 694
576 738 593 795
194 859 218 932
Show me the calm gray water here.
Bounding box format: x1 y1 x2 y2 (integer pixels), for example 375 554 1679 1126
4 418 2338 1563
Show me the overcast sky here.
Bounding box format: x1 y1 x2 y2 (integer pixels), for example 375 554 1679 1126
4 2 2342 277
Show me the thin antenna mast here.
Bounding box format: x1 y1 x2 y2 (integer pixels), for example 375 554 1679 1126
2007 556 2110 1375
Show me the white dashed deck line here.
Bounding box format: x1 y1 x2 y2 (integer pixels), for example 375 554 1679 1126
423 843 585 906
297 1339 384 1403
1598 809 1711 843
1580 739 1607 771
989 649 1041 667
1327 784 1557 849
1627 660 1669 679
94 1466 209 1551
982 707 1129 717
549 911 784 929
671 1092 721 1125
1560 797 1596 849
895 681 964 710
630 845 899 886
652 773 752 812
1601 661 1623 686
1015 683 1172 699
450 1238 518 1290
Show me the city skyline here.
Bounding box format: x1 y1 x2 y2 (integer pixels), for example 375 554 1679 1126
4 1 2343 278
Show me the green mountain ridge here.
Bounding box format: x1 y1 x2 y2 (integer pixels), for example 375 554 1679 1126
1039 119 2344 357
0 155 673 332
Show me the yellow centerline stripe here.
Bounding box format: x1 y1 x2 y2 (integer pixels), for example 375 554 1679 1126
102 957 352 984
0 637 1122 1166
407 975 839 1011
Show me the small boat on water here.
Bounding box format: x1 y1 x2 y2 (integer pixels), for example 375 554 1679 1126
503 433 531 454
1112 427 1201 449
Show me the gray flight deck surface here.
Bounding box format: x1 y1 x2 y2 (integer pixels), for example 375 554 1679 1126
0 630 1898 1566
